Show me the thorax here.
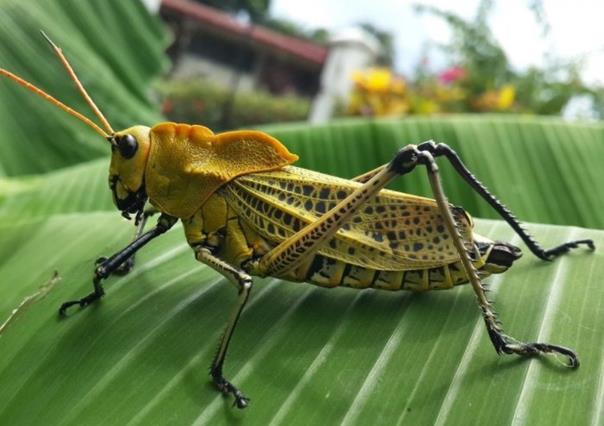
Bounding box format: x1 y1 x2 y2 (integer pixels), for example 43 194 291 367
182 191 272 268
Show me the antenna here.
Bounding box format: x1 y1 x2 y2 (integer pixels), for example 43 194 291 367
0 31 114 140
0 68 109 138
40 31 114 135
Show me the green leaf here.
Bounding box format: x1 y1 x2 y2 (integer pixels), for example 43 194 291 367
0 0 167 176
0 159 111 222
0 213 602 425
262 115 604 229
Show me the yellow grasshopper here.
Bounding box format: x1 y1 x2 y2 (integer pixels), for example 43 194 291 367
0 34 595 409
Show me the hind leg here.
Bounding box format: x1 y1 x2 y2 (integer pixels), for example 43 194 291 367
417 140 594 260
254 145 580 366
415 149 579 367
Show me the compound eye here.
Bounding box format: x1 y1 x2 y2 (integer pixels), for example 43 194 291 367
117 134 138 159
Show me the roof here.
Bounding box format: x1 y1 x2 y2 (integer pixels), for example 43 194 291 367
161 0 328 66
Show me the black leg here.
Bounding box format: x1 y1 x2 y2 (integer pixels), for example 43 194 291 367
417 140 595 260
195 247 252 409
59 214 177 316
96 207 158 276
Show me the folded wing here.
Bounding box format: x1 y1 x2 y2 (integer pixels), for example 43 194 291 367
222 166 473 271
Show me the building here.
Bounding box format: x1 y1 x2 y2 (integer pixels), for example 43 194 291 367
160 0 379 122
160 0 328 97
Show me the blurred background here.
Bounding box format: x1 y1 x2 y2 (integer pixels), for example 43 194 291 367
154 0 604 128
0 0 603 229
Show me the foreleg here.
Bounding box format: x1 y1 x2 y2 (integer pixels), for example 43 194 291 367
95 206 160 275
59 213 177 316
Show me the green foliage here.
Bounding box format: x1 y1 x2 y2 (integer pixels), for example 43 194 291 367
0 212 601 424
358 23 395 67
158 79 310 131
0 159 110 222
0 0 167 177
416 0 509 94
413 0 604 116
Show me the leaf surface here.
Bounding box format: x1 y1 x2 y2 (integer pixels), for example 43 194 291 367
0 214 602 425
263 116 604 229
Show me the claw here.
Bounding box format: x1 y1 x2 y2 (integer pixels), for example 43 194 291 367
211 371 250 409
503 341 580 368
58 289 104 317
530 342 580 368
58 300 80 317
233 395 250 409
488 327 580 368
544 239 596 260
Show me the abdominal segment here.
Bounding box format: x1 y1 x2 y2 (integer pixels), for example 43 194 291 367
277 253 488 291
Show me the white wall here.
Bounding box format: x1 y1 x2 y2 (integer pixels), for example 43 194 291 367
309 28 379 123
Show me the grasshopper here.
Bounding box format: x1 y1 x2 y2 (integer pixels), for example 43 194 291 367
0 34 595 409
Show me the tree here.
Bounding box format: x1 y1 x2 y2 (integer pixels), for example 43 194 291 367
414 0 604 116
358 22 395 67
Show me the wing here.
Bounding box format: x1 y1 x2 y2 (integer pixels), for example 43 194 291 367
221 166 474 271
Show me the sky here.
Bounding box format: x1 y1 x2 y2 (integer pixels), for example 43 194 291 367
270 0 604 86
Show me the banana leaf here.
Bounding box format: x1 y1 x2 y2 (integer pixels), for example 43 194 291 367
0 3 602 423
0 159 111 221
0 213 602 425
263 116 604 229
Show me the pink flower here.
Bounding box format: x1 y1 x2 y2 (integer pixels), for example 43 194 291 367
439 66 466 84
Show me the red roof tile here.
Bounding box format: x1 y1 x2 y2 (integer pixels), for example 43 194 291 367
161 0 328 66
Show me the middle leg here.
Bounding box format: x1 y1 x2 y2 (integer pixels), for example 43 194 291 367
194 246 253 409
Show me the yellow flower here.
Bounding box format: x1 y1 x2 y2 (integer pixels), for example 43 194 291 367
412 97 440 115
348 68 409 117
365 68 392 92
473 85 516 112
352 68 404 92
434 85 465 103
497 84 515 110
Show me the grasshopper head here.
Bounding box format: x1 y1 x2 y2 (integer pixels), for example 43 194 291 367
108 126 151 219
0 33 156 221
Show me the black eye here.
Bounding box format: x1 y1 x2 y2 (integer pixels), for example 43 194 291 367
117 134 138 159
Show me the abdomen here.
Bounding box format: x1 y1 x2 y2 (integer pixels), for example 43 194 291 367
275 236 522 291
276 253 488 291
